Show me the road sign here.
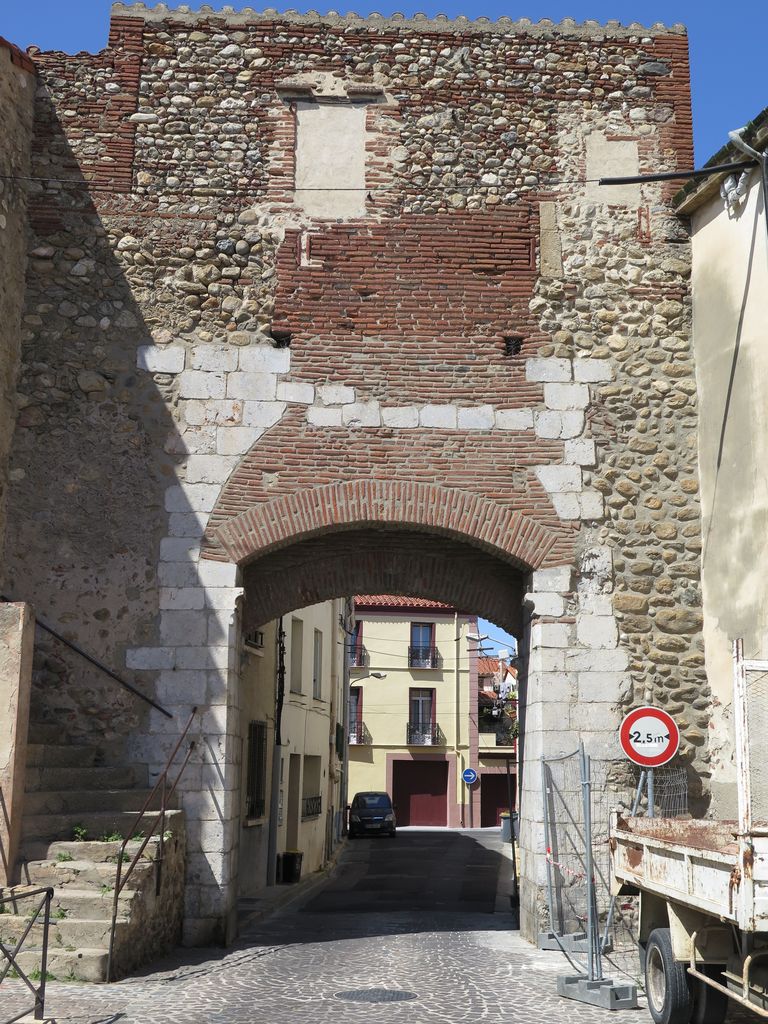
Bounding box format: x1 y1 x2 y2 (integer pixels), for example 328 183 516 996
619 707 679 767
462 767 478 785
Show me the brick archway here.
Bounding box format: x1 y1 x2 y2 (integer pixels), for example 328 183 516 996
213 478 566 571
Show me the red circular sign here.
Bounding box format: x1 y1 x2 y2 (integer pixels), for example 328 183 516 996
619 707 679 767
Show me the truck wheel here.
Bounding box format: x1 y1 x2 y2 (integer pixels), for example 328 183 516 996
645 928 692 1024
690 965 728 1024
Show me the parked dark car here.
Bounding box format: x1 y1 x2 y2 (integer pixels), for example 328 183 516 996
348 791 396 838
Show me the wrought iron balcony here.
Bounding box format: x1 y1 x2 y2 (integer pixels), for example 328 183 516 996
302 794 322 818
348 644 368 668
348 721 372 745
408 645 441 669
406 722 444 746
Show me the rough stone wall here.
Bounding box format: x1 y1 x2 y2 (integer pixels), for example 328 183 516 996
0 41 35 570
4 7 706 944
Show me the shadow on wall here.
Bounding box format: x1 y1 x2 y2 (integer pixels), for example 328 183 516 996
2 91 228 894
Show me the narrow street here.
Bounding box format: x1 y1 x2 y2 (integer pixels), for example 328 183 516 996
0 828 676 1024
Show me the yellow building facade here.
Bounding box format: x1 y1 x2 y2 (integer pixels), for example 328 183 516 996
347 597 479 828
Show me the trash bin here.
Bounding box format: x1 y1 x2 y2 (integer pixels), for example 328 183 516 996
282 850 303 884
275 853 284 884
500 812 511 842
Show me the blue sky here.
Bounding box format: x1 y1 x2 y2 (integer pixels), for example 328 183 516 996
3 1 767 160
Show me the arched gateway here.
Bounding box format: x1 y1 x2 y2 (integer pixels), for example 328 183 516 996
4 6 709 951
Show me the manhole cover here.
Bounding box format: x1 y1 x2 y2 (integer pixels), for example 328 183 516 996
335 989 418 1003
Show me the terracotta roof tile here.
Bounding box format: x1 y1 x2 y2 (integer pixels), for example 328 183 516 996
354 594 457 612
478 656 500 676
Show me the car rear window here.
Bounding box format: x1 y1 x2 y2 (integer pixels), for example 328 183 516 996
354 794 391 809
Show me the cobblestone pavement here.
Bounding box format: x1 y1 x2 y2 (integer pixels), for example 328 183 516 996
0 829 752 1023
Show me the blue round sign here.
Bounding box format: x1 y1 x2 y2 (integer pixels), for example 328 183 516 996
462 767 478 785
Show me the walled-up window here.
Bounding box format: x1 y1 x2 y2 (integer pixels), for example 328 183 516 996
313 629 323 699
294 100 367 219
245 720 267 819
290 618 303 694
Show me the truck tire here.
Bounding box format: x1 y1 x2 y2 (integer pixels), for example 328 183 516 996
645 928 692 1024
690 965 728 1024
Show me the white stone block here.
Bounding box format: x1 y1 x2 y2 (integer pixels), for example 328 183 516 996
525 357 572 382
318 384 355 405
560 411 586 438
342 401 381 427
531 621 571 649
158 562 201 588
577 671 629 703
159 587 206 610
570 702 620 732
382 406 419 428
183 399 243 427
577 614 618 650
528 647 566 673
579 490 605 520
160 610 209 646
168 512 209 538
551 493 581 519
205 587 243 609
160 538 200 563
176 646 211 670
525 591 565 617
420 404 457 428
532 567 572 593
241 400 285 429
167 425 217 457
533 410 563 439
277 381 315 404
226 372 277 401
197 560 239 588
208 608 236 643
164 483 220 513
126 647 175 670
579 594 613 616
564 439 596 466
157 670 209 704
216 427 263 456
137 345 186 374
307 406 343 427
566 646 629 673
178 370 226 400
185 455 238 485
574 358 614 382
535 465 582 493
495 409 534 430
544 382 590 410
457 405 495 430
189 346 239 372
238 346 290 374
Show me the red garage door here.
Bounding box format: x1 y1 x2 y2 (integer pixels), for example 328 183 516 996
392 760 448 826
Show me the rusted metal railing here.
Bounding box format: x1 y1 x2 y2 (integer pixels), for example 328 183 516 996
106 707 197 982
0 885 53 1023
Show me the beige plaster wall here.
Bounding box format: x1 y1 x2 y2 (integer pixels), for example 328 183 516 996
691 168 768 814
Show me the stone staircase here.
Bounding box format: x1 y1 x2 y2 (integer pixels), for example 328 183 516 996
1 723 186 982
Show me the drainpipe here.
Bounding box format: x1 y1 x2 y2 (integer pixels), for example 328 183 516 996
340 598 353 836
727 127 768 255
266 617 286 886
455 611 464 828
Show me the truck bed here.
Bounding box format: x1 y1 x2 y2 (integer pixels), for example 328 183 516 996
611 815 768 930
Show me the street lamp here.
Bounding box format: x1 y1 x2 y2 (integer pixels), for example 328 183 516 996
462 632 489 643
352 671 387 680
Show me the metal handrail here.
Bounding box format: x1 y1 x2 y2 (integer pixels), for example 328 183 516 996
0 595 173 719
106 706 197 982
406 722 444 745
408 645 440 668
0 885 53 1023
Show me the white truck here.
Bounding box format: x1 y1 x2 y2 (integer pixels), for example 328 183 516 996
610 641 768 1023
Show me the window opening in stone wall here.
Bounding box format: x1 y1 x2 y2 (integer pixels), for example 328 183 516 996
290 617 303 693
313 628 323 699
293 99 367 220
245 720 267 819
504 334 524 357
